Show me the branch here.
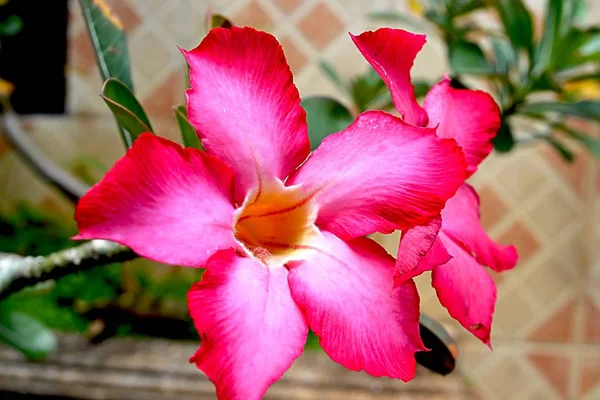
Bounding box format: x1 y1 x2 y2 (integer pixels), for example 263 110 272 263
0 110 90 202
0 240 136 301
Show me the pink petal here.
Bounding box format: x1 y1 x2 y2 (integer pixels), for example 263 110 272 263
188 250 308 400
287 232 425 381
351 28 428 126
74 133 237 267
287 110 467 240
183 27 310 202
394 216 451 284
423 77 501 177
442 184 518 272
432 234 497 346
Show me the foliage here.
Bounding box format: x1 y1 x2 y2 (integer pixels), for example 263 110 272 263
365 0 600 161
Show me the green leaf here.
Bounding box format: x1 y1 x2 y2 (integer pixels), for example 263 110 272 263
79 0 134 91
493 0 534 61
174 105 203 150
210 13 233 29
0 303 57 360
0 15 23 36
491 38 514 75
493 120 515 152
319 60 350 97
415 314 457 376
554 123 600 158
579 30 600 56
301 96 354 150
519 100 600 121
449 40 494 75
413 80 431 98
543 135 575 162
530 72 562 93
102 78 153 146
533 0 562 77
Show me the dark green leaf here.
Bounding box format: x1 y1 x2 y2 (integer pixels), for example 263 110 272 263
493 0 534 61
530 72 562 93
413 80 431 98
555 123 600 158
415 314 457 376
533 0 562 77
0 15 23 36
561 0 586 34
301 96 354 150
102 78 153 146
319 60 350 97
493 120 515 152
174 105 203 150
449 40 494 75
453 0 488 16
491 38 514 75
579 30 600 56
0 303 56 360
210 13 233 29
79 0 134 91
350 68 391 112
519 100 600 121
543 135 575 162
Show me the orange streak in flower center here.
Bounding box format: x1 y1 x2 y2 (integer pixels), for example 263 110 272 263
233 181 319 265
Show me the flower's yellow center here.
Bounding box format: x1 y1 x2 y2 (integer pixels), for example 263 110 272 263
234 181 319 265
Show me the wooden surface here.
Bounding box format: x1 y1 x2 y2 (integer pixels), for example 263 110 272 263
0 335 474 399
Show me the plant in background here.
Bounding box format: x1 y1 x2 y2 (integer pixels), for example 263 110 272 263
0 1 525 398
314 0 599 161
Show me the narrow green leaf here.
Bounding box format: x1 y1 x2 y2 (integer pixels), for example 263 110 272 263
415 314 457 376
543 135 575 162
0 303 56 360
491 38 513 75
413 80 432 98
101 78 153 146
519 100 600 121
319 60 350 97
579 30 600 56
533 0 562 77
301 96 354 150
555 123 600 158
79 0 134 91
0 15 23 36
449 40 494 75
493 120 515 152
493 0 534 61
530 72 562 93
174 105 203 150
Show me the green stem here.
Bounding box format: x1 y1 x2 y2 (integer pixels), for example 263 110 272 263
0 241 136 301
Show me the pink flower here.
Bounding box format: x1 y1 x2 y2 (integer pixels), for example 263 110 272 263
74 27 467 399
352 28 518 346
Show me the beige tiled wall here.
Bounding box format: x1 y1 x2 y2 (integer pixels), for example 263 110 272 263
0 0 598 399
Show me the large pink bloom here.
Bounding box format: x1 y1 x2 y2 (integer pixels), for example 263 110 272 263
74 27 467 399
352 28 518 345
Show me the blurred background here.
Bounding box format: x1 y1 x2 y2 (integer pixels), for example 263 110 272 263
0 0 598 399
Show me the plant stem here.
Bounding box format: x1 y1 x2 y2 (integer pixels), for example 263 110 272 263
0 241 136 301
0 109 89 203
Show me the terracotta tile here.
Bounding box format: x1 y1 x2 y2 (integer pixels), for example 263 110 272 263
496 157 545 203
70 31 96 74
129 29 173 82
527 189 577 238
232 1 273 31
540 145 590 196
528 298 577 343
106 0 142 32
583 297 600 343
579 355 600 397
272 0 301 13
478 185 508 230
279 36 308 74
494 287 536 336
298 2 345 50
480 355 530 399
142 69 186 116
497 221 540 264
527 353 571 398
